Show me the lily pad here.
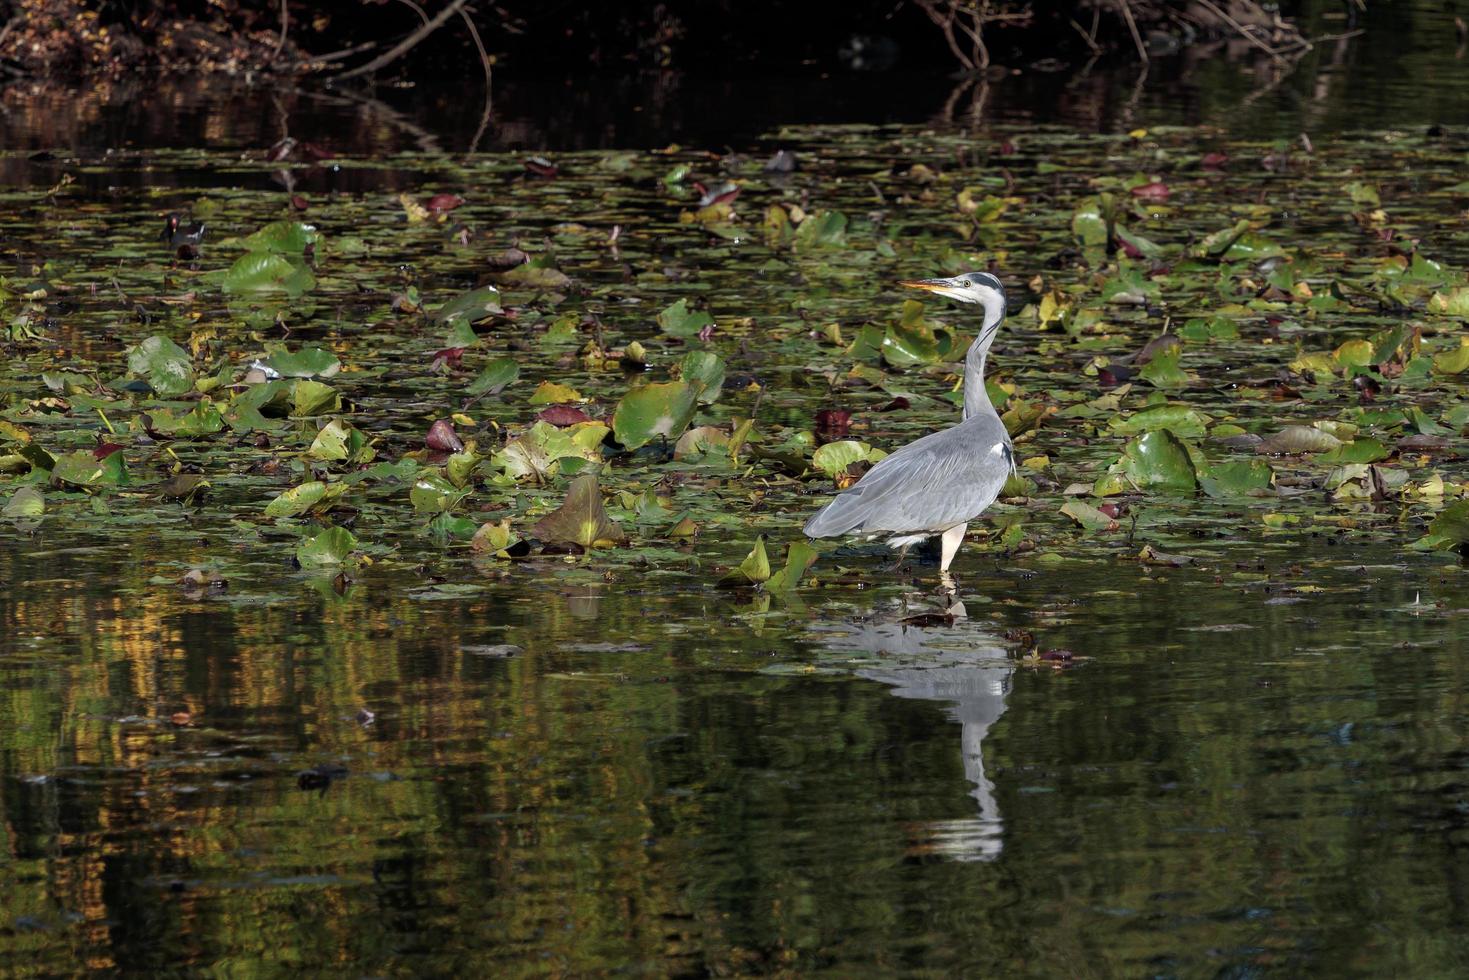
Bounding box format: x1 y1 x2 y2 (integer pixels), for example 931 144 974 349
242 220 319 254
656 298 713 338
612 381 699 450
1117 431 1198 493
222 252 316 295
532 472 625 548
127 335 195 397
296 526 357 567
467 357 520 395
262 347 341 379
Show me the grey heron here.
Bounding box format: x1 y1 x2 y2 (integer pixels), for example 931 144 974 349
804 272 1013 581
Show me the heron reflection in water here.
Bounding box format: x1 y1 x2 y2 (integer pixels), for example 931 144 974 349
812 593 1012 862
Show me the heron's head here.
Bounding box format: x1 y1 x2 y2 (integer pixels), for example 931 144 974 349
900 271 1004 305
899 272 1007 332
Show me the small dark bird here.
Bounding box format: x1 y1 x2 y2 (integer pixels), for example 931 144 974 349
160 213 206 259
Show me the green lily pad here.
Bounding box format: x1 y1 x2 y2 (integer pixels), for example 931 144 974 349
656 298 713 338
262 346 341 379
127 335 195 397
1320 438 1389 464
1117 431 1198 493
467 357 520 395
678 351 726 404
50 450 127 489
296 526 357 567
242 220 319 254
434 285 504 325
409 472 470 514
792 210 848 249
1432 344 1469 375
612 381 699 450
1111 405 1212 439
1060 499 1117 532
1139 346 1189 389
721 535 771 587
291 380 340 416
265 480 342 517
1199 459 1274 497
3 485 44 519
766 540 818 591
222 252 316 295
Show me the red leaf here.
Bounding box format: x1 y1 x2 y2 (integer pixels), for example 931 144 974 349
537 405 592 427
93 441 125 460
430 347 466 370
425 193 465 214
524 156 558 178
1130 181 1170 202
815 409 851 441
1201 152 1229 170
426 419 464 452
290 195 309 211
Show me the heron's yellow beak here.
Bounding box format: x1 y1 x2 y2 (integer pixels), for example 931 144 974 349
898 277 954 293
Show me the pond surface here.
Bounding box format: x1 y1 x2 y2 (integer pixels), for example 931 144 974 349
3 51 1469 976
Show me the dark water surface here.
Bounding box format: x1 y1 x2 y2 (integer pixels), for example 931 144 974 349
3 22 1469 976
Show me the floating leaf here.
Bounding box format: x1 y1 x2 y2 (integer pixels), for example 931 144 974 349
678 351 726 403
470 519 520 556
1060 499 1118 532
51 450 126 488
1320 438 1389 464
495 421 606 482
1199 459 1274 498
1139 346 1188 388
532 472 625 548
656 298 714 338
410 472 470 513
291 379 340 416
265 480 342 517
127 335 195 396
467 356 519 395
222 252 316 295
792 210 848 249
528 381 583 405
1110 405 1212 440
296 526 357 567
434 286 503 324
1256 425 1342 454
766 540 819 591
262 347 341 379
612 381 699 450
811 440 884 483
721 535 771 587
242 220 318 254
1071 197 1107 247
1117 431 1198 492
1432 343 1469 375
309 420 373 463
3 485 44 518
1427 287 1469 317
673 425 730 460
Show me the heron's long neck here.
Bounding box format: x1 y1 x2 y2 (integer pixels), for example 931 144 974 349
962 343 991 421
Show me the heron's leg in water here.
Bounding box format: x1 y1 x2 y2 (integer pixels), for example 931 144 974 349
939 523 967 575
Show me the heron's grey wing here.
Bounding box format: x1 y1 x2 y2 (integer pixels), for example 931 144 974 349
804 419 1010 538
